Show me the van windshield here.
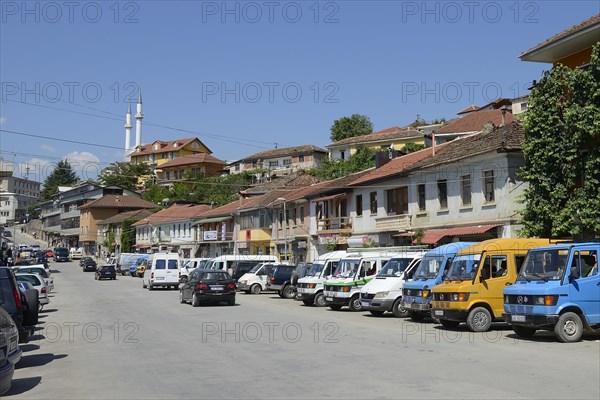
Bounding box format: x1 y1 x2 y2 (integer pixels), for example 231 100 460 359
377 258 413 277
413 256 445 280
518 249 570 281
307 263 324 277
446 254 481 281
333 260 360 278
250 264 263 274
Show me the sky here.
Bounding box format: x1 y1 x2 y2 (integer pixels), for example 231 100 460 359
1 1 598 183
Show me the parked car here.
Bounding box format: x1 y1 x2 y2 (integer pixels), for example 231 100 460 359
16 280 39 325
265 264 297 299
82 258 97 272
179 269 236 306
503 242 599 343
180 257 211 280
207 255 278 277
0 306 21 368
14 273 49 309
0 267 33 343
12 266 53 292
142 253 180 290
2 231 11 237
95 265 117 280
53 247 70 262
45 249 54 258
0 330 15 395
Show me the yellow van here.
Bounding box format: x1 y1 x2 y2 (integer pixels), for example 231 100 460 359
430 238 554 332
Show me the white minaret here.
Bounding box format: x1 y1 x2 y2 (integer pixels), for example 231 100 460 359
135 90 143 147
124 103 132 151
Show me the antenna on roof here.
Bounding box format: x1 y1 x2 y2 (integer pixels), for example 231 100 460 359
274 143 278 149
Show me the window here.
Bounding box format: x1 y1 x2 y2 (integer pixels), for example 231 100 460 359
340 151 345 160
369 192 377 214
283 159 291 166
268 161 278 168
355 194 363 216
386 187 408 214
437 180 448 209
300 206 305 224
460 174 471 206
417 184 426 211
480 255 508 279
483 170 495 203
520 102 528 111
299 155 305 162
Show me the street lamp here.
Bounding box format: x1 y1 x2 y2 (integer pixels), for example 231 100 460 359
277 197 287 263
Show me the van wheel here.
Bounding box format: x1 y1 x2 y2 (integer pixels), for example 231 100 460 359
142 281 147 289
329 304 342 311
148 284 154 291
409 311 425 322
314 292 327 307
179 291 185 304
282 285 296 299
250 284 261 295
392 298 409 318
439 319 460 329
349 295 362 312
512 325 536 338
467 307 492 332
192 293 200 307
369 310 384 316
555 312 583 343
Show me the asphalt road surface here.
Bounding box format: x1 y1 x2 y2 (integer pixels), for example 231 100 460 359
5 259 600 399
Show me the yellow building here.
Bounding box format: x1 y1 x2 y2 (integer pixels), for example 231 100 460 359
129 137 213 167
520 14 599 68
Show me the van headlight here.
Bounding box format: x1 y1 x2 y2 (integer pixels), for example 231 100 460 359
374 291 389 299
534 295 557 306
308 283 316 289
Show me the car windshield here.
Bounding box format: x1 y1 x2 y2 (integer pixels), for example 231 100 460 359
377 258 413 277
413 255 445 280
446 254 481 281
16 274 42 285
200 272 229 281
249 264 263 273
332 260 360 278
518 249 569 281
307 262 324 277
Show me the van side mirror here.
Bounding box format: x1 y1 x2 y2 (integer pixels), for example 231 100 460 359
180 276 188 283
569 266 580 281
479 268 489 282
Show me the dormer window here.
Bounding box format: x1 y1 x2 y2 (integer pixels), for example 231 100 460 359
154 144 159 150
173 142 179 148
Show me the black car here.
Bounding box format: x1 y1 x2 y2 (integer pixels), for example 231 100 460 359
266 264 297 299
179 269 236 306
53 247 70 262
79 256 93 267
0 330 14 395
16 281 39 325
95 265 116 280
82 258 97 272
0 267 33 343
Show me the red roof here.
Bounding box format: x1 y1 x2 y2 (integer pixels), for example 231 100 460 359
80 195 156 210
457 105 479 115
128 137 211 157
158 153 225 169
419 225 500 245
328 126 421 147
132 204 212 226
434 109 514 135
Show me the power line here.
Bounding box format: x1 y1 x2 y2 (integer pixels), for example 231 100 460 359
1 129 124 150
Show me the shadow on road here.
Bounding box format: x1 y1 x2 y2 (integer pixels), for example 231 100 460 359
15 353 67 369
39 308 58 313
20 343 40 352
3 376 42 396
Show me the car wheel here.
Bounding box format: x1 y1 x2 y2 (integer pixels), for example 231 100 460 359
467 307 492 332
369 310 385 316
392 298 409 318
282 285 296 299
439 319 461 329
302 300 313 306
192 293 200 307
409 311 426 322
228 298 235 306
329 304 342 311
348 295 362 312
250 284 261 295
142 281 147 289
314 292 327 307
179 290 185 304
555 312 583 343
148 283 154 291
512 325 537 338
278 290 285 298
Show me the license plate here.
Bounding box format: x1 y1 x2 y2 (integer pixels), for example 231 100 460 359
361 301 369 308
326 297 333 302
511 315 526 322
156 277 164 280
210 285 224 291
434 310 444 316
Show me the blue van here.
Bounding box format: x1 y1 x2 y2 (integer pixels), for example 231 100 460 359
400 242 476 321
129 255 150 276
503 242 599 343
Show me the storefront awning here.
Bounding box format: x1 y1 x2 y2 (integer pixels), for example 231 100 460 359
419 224 500 245
191 216 232 226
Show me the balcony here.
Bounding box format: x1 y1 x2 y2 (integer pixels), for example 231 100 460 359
375 214 411 232
316 217 352 235
198 231 235 243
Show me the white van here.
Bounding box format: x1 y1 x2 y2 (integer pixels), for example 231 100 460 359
142 253 180 290
359 252 424 317
180 257 212 279
323 252 400 311
207 255 278 280
296 251 347 307
237 263 276 294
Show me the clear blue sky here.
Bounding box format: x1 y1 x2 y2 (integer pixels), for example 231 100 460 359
1 1 598 182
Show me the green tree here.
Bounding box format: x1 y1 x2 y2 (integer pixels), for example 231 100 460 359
41 160 78 200
120 218 136 253
330 114 373 142
98 162 153 191
519 43 600 238
310 146 376 180
402 142 426 154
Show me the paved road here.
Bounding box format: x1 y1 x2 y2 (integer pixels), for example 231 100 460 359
5 259 600 399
